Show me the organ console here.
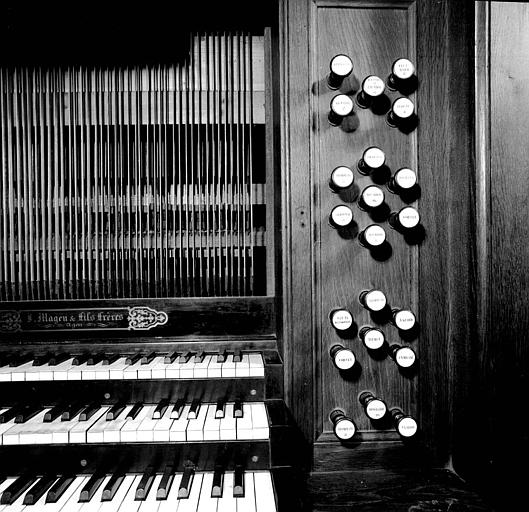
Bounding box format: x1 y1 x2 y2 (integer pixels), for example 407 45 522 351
328 94 354 126
327 54 354 90
329 409 356 441
357 146 386 175
358 391 387 420
355 75 385 109
389 206 421 231
329 166 354 192
329 205 354 228
359 289 387 312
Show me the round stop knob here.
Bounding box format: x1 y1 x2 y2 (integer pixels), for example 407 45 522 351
356 75 385 108
327 54 354 90
329 205 354 229
389 206 420 231
359 326 386 350
328 94 354 126
358 224 386 249
357 147 386 175
329 166 355 192
392 308 416 331
358 185 385 211
388 167 417 194
359 391 387 420
329 309 354 331
391 408 418 438
359 289 387 312
387 58 416 91
330 345 356 371
330 409 357 441
389 344 417 368
387 97 415 127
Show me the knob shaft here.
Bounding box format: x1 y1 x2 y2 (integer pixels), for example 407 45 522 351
329 166 354 192
329 205 354 229
357 147 386 175
391 408 418 438
327 54 354 90
359 326 386 350
330 345 356 371
358 224 386 249
328 94 354 126
359 391 387 420
359 289 387 312
330 409 357 440
356 75 385 108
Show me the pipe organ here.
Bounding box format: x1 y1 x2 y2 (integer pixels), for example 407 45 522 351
0 0 520 510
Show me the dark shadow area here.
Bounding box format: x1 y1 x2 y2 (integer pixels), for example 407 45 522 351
370 93 391 115
367 202 391 223
369 240 393 262
366 344 388 361
398 322 420 343
403 224 426 245
398 184 422 203
338 361 362 382
334 323 359 340
398 363 418 379
336 183 360 203
390 74 419 95
335 221 359 240
387 113 419 134
369 304 392 324
369 165 392 185
340 113 360 132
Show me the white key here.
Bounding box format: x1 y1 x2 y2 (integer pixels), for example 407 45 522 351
164 359 181 379
120 406 152 442
193 355 212 379
0 365 13 382
87 410 113 443
20 475 59 510
70 408 109 444
24 362 53 381
177 473 203 512
103 405 134 443
82 362 105 381
196 472 218 512
179 357 195 379
2 409 47 445
0 410 15 445
52 413 82 444
236 472 256 512
203 404 221 441
46 475 89 512
116 475 142 512
206 357 222 378
97 474 136 512
157 473 182 512
122 361 141 380
221 355 236 378
137 474 163 512
74 475 111 512
186 404 208 441
236 404 253 440
248 354 265 378
2 478 35 512
150 358 168 379
216 472 237 512
254 472 277 512
67 362 88 381
138 356 164 380
33 415 61 444
169 405 190 441
52 358 76 381
136 406 159 442
17 409 51 445
153 408 174 442
219 404 237 441
108 358 129 380
250 404 269 440
235 354 250 378
10 361 35 382
0 477 17 512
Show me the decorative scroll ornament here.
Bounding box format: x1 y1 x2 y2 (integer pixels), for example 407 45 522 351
128 306 168 330
0 310 22 332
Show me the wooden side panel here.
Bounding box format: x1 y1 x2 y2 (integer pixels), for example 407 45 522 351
315 3 418 436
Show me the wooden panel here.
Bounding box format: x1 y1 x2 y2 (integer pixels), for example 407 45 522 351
315 2 418 436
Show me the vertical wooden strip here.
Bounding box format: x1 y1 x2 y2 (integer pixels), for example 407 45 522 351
119 67 126 297
177 64 184 296
227 33 234 296
113 68 119 297
13 69 23 298
241 36 248 294
7 71 16 300
0 69 6 299
203 34 211 296
171 64 177 296
52 68 59 297
85 68 93 298
135 67 142 297
248 33 255 295
163 65 169 296
58 69 66 298
32 70 41 299
20 68 30 299
189 35 196 296
154 65 160 296
67 68 74 298
196 34 204 296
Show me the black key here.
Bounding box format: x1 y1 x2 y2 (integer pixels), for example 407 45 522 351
0 473 37 504
211 466 224 498
164 351 178 364
135 466 155 501
79 473 106 502
44 403 68 423
79 403 101 421
125 353 141 365
106 402 126 421
233 349 243 363
127 402 143 420
102 471 125 501
187 399 201 419
170 399 185 419
87 353 104 366
48 353 70 366
72 353 89 366
9 352 33 367
194 351 205 363
141 352 156 365
102 354 120 366
156 465 174 500
153 399 169 419
178 351 192 363
61 402 84 421
15 404 43 423
0 405 22 423
215 399 225 419
177 465 195 499
0 475 5 486
217 350 227 363
32 352 54 366
46 474 75 503
233 466 245 498
23 474 57 505
233 399 243 418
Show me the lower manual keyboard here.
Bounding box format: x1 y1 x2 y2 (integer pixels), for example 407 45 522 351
0 468 277 512
0 402 269 445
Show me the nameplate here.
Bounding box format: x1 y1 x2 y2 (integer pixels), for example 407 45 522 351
0 306 168 333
